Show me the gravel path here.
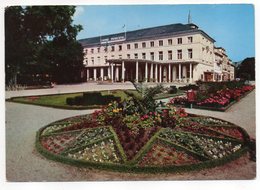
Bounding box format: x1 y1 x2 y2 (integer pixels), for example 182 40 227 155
5 90 256 181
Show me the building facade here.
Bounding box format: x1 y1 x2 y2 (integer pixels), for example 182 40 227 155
79 23 234 83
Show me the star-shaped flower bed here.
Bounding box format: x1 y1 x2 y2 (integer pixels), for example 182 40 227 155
36 107 252 173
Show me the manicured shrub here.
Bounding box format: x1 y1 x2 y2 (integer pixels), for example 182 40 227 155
179 84 199 91
168 85 177 94
66 97 75 105
74 96 83 105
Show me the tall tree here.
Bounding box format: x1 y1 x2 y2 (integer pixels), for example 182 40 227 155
5 6 84 85
236 57 255 80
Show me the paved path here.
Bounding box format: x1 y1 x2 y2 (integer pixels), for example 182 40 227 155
5 90 256 181
5 82 184 99
185 90 256 138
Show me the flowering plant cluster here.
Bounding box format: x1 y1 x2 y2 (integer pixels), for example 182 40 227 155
169 84 254 109
196 85 254 108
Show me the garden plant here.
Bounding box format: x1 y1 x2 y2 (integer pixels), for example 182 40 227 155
36 83 255 173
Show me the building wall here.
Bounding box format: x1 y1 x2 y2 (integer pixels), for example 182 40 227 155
81 26 233 83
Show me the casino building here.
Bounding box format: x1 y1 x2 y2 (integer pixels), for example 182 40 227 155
79 22 234 83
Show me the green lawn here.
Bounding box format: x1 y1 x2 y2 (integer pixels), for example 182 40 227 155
8 89 182 110
8 90 138 110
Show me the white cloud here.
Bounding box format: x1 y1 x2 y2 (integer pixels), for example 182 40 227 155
74 6 85 19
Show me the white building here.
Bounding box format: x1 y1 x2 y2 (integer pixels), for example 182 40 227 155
79 23 234 83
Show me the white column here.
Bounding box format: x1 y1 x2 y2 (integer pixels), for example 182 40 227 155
108 67 111 79
145 62 148 83
100 68 104 81
150 63 153 82
86 68 89 81
155 64 158 82
116 66 119 82
94 68 97 81
172 66 176 81
121 61 125 82
111 64 114 82
135 61 139 82
168 64 171 83
189 63 192 83
178 64 181 80
159 64 162 83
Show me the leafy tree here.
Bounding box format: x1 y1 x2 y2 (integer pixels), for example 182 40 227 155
236 57 255 80
5 6 84 85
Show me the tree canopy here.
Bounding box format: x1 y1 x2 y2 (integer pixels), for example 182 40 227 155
235 57 255 80
5 6 84 85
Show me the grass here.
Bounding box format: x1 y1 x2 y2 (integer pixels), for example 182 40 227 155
8 89 139 110
8 89 182 110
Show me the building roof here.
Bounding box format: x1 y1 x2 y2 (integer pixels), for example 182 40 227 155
79 23 215 47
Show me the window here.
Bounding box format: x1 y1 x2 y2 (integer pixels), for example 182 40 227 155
91 57 94 65
142 42 146 48
142 53 146 60
118 45 122 51
177 50 182 59
85 49 88 54
134 43 138 49
159 51 163 60
111 46 115 52
150 41 154 47
177 38 182 44
127 54 131 59
104 56 107 61
97 47 100 53
159 40 163 46
119 55 122 59
134 53 138 59
85 58 88 65
97 56 100 63
91 49 94 53
127 44 131 49
168 39 172 45
188 37 193 43
168 50 172 60
188 49 193 59
150 52 154 61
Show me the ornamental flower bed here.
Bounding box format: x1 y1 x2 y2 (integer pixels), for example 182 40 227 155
36 83 254 173
169 84 255 111
36 102 253 173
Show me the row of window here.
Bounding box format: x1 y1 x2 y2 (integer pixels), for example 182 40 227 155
85 49 193 65
85 37 193 54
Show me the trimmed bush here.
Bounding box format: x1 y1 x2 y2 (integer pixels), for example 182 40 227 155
179 84 199 91
168 86 177 94
74 96 83 105
66 97 75 105
66 92 121 106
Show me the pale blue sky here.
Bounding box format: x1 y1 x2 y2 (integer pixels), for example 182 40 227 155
73 4 255 62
